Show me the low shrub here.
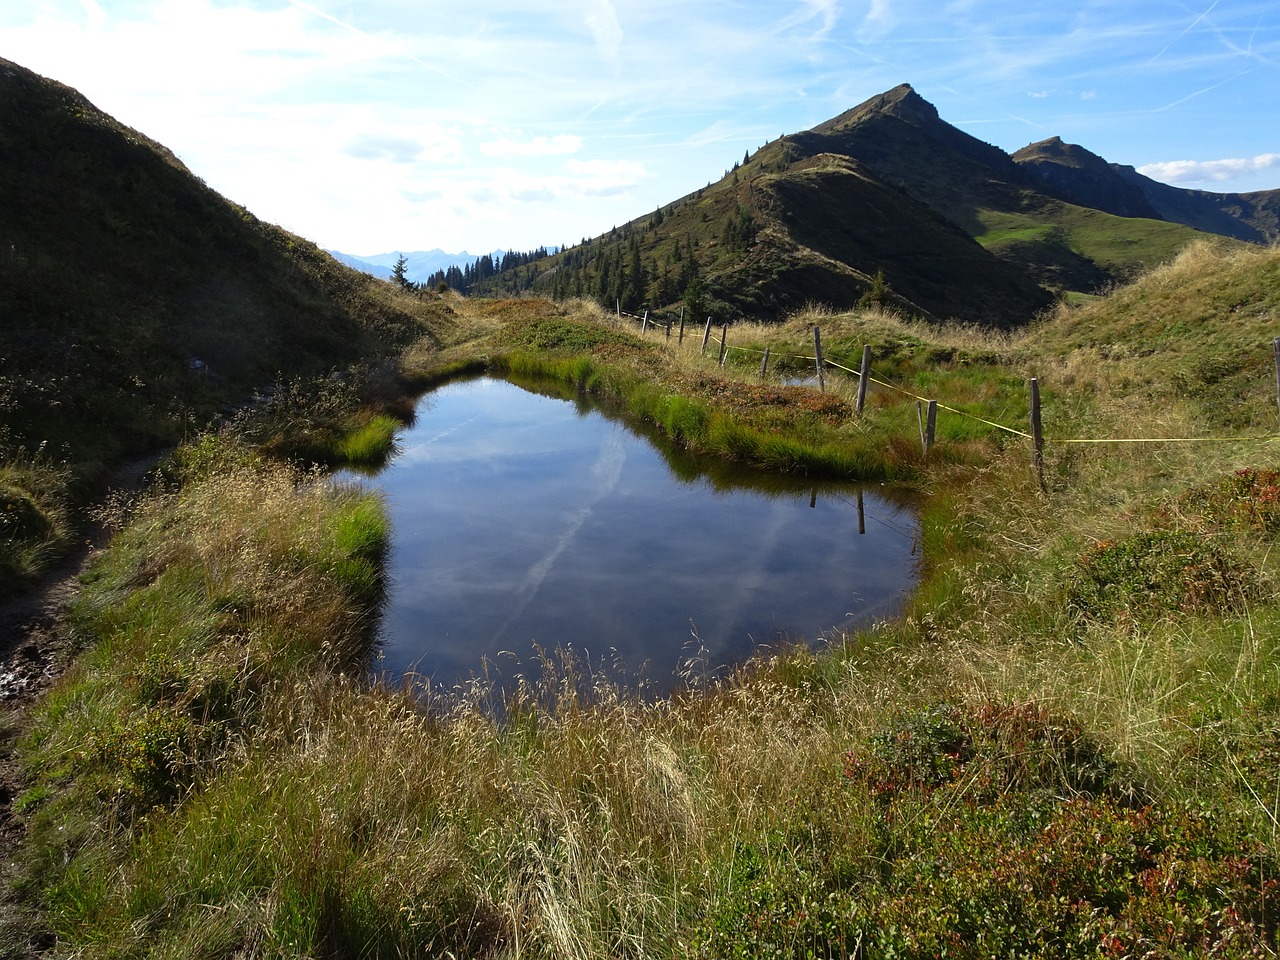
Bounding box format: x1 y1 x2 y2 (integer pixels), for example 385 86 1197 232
1172 467 1280 534
703 701 1274 959
844 699 1128 805
1066 531 1257 625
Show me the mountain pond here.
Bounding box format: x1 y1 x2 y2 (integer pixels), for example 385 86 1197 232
344 375 920 695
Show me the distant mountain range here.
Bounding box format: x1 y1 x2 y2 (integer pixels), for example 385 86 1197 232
472 83 1278 325
328 249 509 283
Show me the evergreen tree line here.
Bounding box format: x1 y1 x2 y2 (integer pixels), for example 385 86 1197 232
537 234 706 315
423 247 554 294
453 230 710 318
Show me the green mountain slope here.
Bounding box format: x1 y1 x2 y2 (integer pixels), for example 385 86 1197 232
475 83 1237 325
755 153 1053 324
479 148 1052 326
0 57 441 469
790 84 1221 294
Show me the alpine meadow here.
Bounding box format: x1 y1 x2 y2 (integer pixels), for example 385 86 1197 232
2 51 1280 959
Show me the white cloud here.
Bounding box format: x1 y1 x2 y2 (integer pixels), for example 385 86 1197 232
1027 90 1051 99
480 135 584 159
565 158 648 197
344 135 424 163
76 0 107 31
1138 153 1280 184
584 0 623 64
858 0 889 40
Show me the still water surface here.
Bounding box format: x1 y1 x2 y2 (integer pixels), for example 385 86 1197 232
354 376 919 693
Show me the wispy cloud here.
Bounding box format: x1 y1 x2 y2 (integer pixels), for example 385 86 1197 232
584 0 623 65
857 0 891 41
772 0 842 42
564 158 648 196
681 120 761 149
283 0 475 89
1154 70 1251 111
344 135 424 163
1139 153 1280 184
481 135 583 159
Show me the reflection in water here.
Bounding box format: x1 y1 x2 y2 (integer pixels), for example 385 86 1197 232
349 376 920 695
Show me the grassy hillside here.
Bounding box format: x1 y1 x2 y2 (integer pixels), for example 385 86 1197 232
472 84 1228 329
766 154 1053 325
0 57 461 465
9 242 1280 956
0 57 454 591
473 139 1053 327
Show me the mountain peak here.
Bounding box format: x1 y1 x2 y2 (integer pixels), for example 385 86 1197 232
1013 137 1164 221
1013 137 1108 171
869 82 939 122
810 83 940 135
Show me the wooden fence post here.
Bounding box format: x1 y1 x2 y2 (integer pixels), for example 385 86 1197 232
718 324 729 367
856 345 871 418
1273 338 1280 426
701 317 712 356
925 400 937 455
616 299 621 318
916 401 925 452
857 489 866 535
1030 377 1045 491
678 307 686 344
665 314 672 342
813 326 826 392
641 310 650 334
759 346 770 380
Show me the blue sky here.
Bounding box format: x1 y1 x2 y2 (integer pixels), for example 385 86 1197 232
4 0 1278 255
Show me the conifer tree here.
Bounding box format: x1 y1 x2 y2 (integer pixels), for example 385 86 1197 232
391 254 410 289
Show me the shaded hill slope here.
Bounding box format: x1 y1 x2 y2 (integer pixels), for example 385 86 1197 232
0 57 443 470
752 153 1053 323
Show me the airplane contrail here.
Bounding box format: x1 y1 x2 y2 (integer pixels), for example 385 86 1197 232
285 0 476 89
1147 0 1220 65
